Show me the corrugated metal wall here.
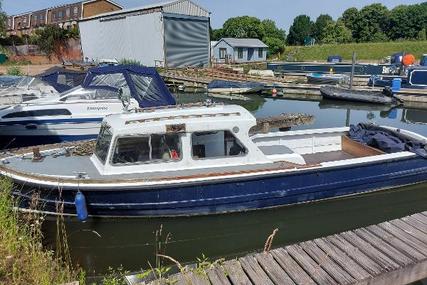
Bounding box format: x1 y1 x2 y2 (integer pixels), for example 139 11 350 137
163 13 210 68
163 0 210 17
79 12 165 66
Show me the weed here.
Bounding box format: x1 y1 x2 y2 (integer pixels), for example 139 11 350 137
6 66 23 76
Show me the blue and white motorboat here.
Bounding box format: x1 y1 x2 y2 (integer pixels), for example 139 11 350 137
1 103 426 218
0 65 175 148
306 73 349 85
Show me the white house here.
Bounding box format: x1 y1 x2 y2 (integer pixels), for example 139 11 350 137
212 38 268 64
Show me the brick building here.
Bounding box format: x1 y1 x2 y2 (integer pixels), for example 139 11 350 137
7 0 122 36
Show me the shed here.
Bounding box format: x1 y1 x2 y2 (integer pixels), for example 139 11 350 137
212 38 268 64
78 0 210 68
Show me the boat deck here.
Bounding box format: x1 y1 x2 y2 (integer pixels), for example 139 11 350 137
303 150 355 164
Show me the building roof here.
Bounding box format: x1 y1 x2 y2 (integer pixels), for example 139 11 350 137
80 0 209 22
217 38 268 48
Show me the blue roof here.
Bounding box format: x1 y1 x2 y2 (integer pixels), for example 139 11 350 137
82 65 176 107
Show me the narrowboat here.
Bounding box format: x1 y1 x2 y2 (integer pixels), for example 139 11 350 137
1 103 426 218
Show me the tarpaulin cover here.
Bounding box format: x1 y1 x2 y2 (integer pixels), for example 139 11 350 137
38 67 86 93
349 123 427 158
82 65 176 107
208 80 264 89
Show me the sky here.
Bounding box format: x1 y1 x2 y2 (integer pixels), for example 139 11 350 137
3 0 425 31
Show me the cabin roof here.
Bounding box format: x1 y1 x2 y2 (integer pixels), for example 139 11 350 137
104 104 255 132
216 38 268 48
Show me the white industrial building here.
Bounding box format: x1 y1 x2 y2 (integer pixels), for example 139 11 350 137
78 0 210 67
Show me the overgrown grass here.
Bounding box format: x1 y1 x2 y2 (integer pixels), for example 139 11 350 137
0 178 80 285
281 40 427 62
6 66 24 76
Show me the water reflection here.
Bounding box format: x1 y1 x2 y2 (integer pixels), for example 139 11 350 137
42 93 427 276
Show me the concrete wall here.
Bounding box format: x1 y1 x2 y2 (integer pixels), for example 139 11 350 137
79 12 165 66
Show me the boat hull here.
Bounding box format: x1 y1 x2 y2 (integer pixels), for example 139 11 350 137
320 86 394 104
10 155 427 217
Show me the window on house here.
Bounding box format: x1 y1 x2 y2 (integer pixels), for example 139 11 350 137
237 48 243 59
73 7 78 15
219 48 227 59
112 134 182 165
34 15 38 22
191 130 247 159
258 48 263 58
58 11 63 18
66 8 70 17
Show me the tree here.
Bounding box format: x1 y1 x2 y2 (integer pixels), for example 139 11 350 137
222 16 265 39
211 28 224 41
262 19 286 41
313 14 333 42
33 25 77 59
320 20 352 44
287 15 313 45
0 0 7 37
353 3 390 42
341 7 359 31
388 4 427 40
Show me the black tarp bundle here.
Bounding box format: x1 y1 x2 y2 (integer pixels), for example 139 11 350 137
349 123 427 158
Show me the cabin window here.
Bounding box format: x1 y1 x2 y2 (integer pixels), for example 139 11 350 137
90 73 127 89
2 109 71 118
95 124 113 164
410 71 427 85
129 73 163 103
112 134 181 165
237 48 243 59
258 48 263 58
219 48 227 59
191 130 246 159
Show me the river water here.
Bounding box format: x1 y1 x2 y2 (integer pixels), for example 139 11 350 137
43 93 427 277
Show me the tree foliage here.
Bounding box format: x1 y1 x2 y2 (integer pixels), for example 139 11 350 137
320 21 352 44
33 25 77 58
313 14 333 42
287 15 313 45
211 16 286 56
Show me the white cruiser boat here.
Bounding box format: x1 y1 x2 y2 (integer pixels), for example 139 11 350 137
0 65 176 148
0 103 426 218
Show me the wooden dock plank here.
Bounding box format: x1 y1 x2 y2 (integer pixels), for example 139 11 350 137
391 220 427 243
175 271 211 285
239 256 274 285
403 215 427 234
300 240 356 285
223 260 252 285
314 237 371 280
366 225 426 261
328 234 384 276
412 213 427 227
378 222 427 256
254 252 295 285
341 231 400 271
206 267 232 285
286 244 336 285
271 248 316 285
143 212 427 285
354 228 414 266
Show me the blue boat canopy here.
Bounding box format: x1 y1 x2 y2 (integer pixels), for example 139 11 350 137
349 123 427 158
82 65 176 107
37 67 86 93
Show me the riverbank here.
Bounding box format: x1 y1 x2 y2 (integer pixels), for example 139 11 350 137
282 41 427 62
0 178 81 285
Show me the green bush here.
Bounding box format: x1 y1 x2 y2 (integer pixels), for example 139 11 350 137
6 66 23 76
